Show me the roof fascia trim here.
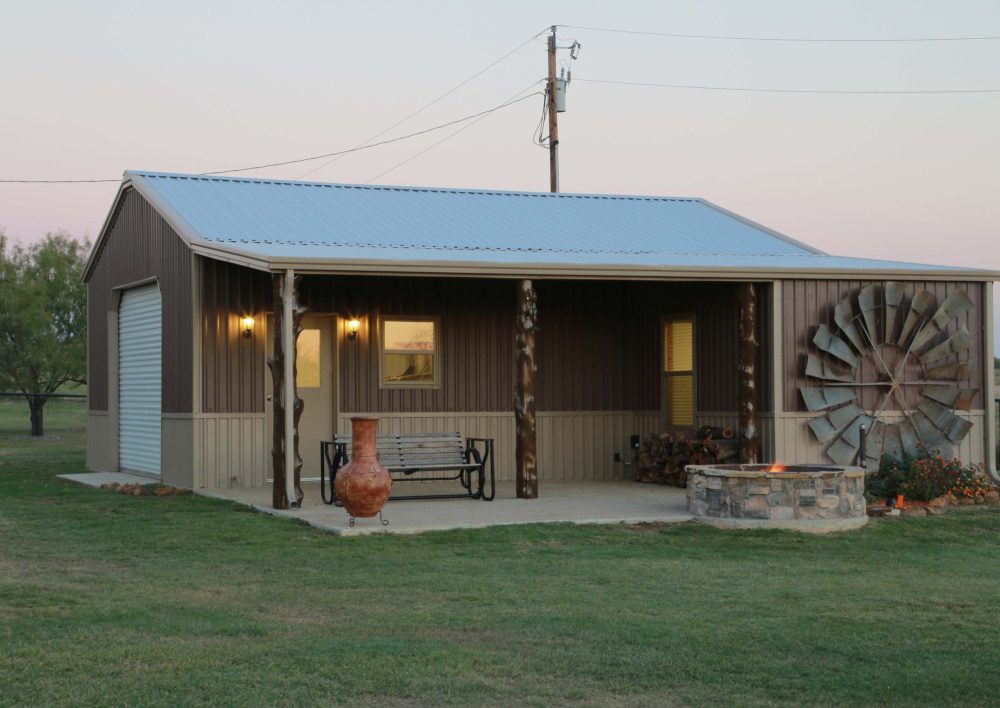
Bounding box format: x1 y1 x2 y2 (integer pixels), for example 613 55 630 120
83 177 131 282
189 241 272 273
127 172 204 251
259 254 1000 281
698 198 826 256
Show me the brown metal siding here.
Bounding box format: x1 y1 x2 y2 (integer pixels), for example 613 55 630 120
307 276 755 415
302 276 514 413
200 259 272 413
781 279 985 411
86 189 193 413
534 280 762 413
198 270 767 417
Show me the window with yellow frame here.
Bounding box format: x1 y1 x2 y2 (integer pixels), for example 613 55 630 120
379 316 440 388
662 317 695 428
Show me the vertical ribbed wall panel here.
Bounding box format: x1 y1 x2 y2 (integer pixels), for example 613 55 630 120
200 260 271 414
86 189 193 413
194 415 267 488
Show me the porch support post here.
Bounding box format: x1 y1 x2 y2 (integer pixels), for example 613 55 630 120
514 279 538 498
738 281 760 464
266 270 306 509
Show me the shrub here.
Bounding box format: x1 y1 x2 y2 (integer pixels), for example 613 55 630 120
867 448 990 502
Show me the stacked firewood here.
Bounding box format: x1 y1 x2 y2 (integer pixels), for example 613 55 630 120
635 426 740 486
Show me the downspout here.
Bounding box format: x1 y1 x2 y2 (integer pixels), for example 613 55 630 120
282 269 300 508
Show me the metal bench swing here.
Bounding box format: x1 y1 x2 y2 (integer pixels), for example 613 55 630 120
320 432 496 505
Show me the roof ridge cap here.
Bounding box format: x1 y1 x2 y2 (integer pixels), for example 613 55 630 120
124 170 701 203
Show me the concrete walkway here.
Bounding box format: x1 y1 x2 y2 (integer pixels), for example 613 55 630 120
58 473 692 536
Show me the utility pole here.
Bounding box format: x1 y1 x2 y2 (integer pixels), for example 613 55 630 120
547 25 559 193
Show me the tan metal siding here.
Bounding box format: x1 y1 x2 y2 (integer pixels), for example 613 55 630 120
86 189 193 413
200 259 272 414
781 279 985 412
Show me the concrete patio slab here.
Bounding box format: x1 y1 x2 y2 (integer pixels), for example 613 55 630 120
58 471 158 488
199 480 692 536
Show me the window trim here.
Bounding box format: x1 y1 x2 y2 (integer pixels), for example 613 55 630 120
661 314 696 430
377 315 441 389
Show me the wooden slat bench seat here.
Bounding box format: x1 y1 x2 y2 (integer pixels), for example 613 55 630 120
320 432 495 504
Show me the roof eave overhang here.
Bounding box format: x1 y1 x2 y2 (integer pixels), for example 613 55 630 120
259 254 1000 282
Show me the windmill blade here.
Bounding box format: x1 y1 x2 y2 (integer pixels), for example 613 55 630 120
898 290 935 346
910 317 946 353
954 388 978 410
808 416 840 444
881 423 903 461
929 289 973 330
826 414 874 465
911 289 975 353
922 385 978 410
917 400 974 444
911 410 948 450
925 359 974 381
828 402 864 431
800 387 857 412
864 420 886 469
805 353 854 383
810 401 863 445
834 297 868 353
858 285 880 346
884 282 905 344
898 418 921 458
919 326 971 365
813 325 860 367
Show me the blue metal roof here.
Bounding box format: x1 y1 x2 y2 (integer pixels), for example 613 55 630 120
123 171 988 276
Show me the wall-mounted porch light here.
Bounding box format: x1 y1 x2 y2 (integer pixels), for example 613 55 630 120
346 318 361 340
241 316 255 338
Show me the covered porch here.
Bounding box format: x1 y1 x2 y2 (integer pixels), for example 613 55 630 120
199 264 773 507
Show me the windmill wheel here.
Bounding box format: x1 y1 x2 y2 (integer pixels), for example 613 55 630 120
801 282 978 468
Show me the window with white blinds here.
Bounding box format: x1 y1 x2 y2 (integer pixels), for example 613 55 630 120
663 317 695 428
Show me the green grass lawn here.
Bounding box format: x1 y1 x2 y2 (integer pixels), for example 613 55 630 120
2 399 1000 706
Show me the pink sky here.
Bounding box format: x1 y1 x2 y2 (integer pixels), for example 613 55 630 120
2 1 998 349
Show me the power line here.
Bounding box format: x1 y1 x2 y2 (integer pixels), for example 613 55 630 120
0 178 121 184
559 24 1000 42
206 93 542 175
0 94 544 184
576 78 1000 95
366 82 544 183
297 27 549 179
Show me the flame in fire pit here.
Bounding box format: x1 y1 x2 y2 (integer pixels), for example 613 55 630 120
765 462 788 473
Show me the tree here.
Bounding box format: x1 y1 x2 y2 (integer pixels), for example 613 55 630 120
0 232 89 436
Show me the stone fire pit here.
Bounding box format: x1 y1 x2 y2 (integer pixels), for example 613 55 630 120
686 463 867 533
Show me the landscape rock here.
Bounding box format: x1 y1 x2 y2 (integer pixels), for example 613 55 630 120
985 491 1000 506
153 486 175 496
902 506 928 517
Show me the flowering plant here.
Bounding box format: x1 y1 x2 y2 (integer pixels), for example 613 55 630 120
949 465 995 499
868 447 992 502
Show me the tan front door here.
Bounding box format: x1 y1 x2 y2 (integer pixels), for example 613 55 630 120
296 315 337 480
266 315 337 482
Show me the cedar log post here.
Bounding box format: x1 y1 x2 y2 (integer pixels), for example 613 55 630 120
515 279 538 498
737 282 760 464
266 271 306 509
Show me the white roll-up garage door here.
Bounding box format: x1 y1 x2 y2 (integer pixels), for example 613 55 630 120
118 284 162 476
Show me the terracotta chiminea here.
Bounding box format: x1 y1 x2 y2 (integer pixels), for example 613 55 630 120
335 417 392 518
